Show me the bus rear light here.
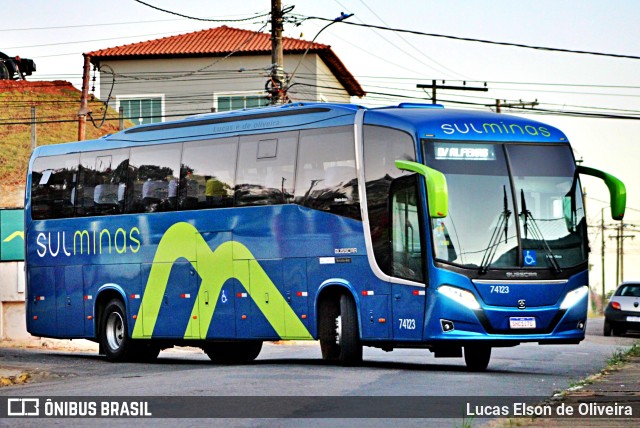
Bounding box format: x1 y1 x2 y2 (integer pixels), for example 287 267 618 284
362 290 374 296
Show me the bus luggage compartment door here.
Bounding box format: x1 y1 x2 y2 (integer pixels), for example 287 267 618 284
27 267 59 337
57 265 85 337
141 261 199 338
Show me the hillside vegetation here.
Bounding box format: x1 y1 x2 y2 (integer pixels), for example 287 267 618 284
0 80 125 187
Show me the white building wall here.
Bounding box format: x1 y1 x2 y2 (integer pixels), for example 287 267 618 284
0 262 27 340
98 53 351 124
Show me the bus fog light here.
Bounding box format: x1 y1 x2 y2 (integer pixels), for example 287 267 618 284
441 319 455 332
560 286 589 309
438 285 480 310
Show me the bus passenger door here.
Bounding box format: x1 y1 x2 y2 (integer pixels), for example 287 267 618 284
389 176 426 341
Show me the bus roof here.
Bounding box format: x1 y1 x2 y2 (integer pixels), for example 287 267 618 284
31 103 567 159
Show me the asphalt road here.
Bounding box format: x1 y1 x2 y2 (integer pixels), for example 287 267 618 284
0 317 637 427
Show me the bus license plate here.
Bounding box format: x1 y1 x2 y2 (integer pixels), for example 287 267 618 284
510 317 536 329
627 316 640 322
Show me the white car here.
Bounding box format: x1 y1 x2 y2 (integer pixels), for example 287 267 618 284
604 282 640 336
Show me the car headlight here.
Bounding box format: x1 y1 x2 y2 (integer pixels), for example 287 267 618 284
438 285 480 310
560 286 589 309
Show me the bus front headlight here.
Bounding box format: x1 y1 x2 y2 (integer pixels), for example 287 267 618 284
560 286 589 309
438 285 481 310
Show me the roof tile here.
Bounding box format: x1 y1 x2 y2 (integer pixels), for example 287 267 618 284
87 26 364 96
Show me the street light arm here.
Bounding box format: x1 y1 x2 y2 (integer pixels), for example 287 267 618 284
287 13 354 90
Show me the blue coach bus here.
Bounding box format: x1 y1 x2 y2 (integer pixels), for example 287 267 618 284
25 103 625 370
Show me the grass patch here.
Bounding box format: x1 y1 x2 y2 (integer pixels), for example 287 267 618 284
0 80 129 186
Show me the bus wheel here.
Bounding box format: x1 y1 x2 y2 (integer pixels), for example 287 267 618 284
101 298 132 362
337 294 363 366
204 341 262 363
319 298 340 362
319 293 362 366
464 345 491 371
603 320 612 337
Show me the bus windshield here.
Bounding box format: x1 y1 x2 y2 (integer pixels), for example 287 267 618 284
423 141 587 271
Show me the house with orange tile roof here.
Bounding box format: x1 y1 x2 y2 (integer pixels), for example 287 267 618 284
86 26 364 125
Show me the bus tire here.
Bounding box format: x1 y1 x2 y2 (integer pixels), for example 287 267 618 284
319 298 341 362
319 293 362 366
464 345 491 371
204 341 262 363
101 298 132 362
603 320 612 337
338 294 363 366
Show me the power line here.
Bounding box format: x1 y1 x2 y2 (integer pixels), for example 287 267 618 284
132 0 271 22
0 18 185 32
301 16 640 61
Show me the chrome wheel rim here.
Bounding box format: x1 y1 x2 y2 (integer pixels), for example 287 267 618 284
106 312 124 350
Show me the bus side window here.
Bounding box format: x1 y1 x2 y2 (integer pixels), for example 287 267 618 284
127 144 182 213
77 149 129 216
294 126 360 220
179 137 237 210
30 154 79 220
235 131 298 207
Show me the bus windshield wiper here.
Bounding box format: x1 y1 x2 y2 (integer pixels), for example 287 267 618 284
520 190 561 273
479 186 511 273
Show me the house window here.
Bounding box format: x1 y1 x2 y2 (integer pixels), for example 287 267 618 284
216 93 269 112
118 96 163 125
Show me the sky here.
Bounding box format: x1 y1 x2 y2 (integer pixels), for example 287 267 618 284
3 0 640 291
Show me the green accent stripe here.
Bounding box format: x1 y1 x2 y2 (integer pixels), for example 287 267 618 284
3 231 24 242
132 222 312 340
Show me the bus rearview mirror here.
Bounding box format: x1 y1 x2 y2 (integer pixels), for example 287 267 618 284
395 160 448 218
577 165 626 220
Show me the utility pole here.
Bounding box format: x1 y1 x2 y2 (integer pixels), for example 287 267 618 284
30 106 36 149
78 54 91 141
601 207 605 311
609 221 635 284
494 99 538 113
269 0 285 105
417 81 488 104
